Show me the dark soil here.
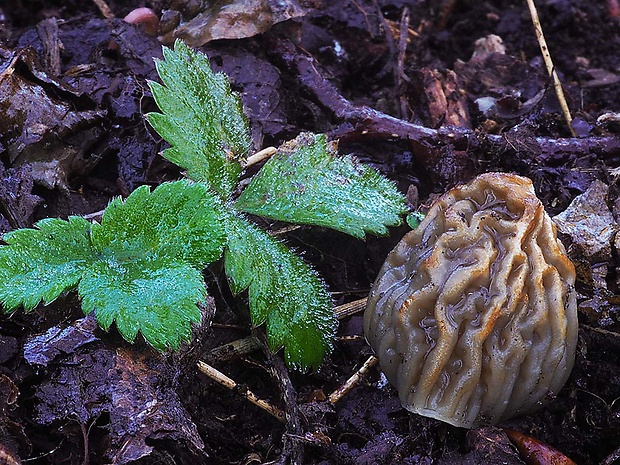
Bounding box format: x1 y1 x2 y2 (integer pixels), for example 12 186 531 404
1 0 620 464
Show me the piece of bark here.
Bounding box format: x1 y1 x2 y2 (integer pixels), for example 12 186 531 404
36 17 62 76
412 68 471 128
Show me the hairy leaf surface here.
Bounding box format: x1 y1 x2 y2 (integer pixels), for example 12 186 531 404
79 261 205 351
86 180 225 349
224 214 336 370
0 217 94 310
235 133 407 238
0 180 226 351
91 181 224 267
147 40 251 199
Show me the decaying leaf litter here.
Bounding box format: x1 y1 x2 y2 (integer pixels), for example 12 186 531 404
1 0 620 464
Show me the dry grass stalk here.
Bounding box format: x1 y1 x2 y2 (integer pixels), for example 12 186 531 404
525 0 577 137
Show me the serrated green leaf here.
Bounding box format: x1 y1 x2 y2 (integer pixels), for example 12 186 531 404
224 214 336 371
147 40 251 200
79 260 205 351
0 217 94 311
235 133 407 239
86 180 225 349
0 180 226 352
92 181 224 268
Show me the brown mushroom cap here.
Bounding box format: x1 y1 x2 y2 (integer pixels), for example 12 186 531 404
363 172 578 428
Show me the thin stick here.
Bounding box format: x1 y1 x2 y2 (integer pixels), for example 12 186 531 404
265 36 620 162
83 209 104 222
525 0 576 137
335 297 367 319
80 421 90 465
197 360 286 422
337 335 365 342
207 336 260 362
582 324 620 339
395 6 411 119
244 146 277 168
202 299 374 413
328 355 378 404
602 446 620 465
91 0 115 19
253 331 304 463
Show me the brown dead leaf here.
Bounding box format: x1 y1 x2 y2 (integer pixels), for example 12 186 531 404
31 336 206 463
23 315 99 368
0 47 104 190
0 164 43 229
108 347 205 463
0 374 29 463
162 0 306 47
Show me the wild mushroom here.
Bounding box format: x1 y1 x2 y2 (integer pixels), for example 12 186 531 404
363 172 578 428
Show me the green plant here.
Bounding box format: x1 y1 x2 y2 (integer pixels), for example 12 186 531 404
0 41 407 370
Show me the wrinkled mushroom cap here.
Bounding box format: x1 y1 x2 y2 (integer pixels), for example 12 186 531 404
364 172 577 428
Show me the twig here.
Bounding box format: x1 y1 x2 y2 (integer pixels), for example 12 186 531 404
397 7 411 119
80 421 90 465
206 336 261 363
372 0 399 111
337 335 365 342
264 36 620 163
196 360 286 422
37 17 62 76
582 324 620 339
83 209 105 222
602 446 620 465
244 146 277 168
269 224 302 236
202 297 372 428
525 0 576 137
91 0 115 19
335 297 367 319
328 355 379 404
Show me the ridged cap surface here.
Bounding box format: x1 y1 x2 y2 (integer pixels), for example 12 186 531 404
364 172 577 428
